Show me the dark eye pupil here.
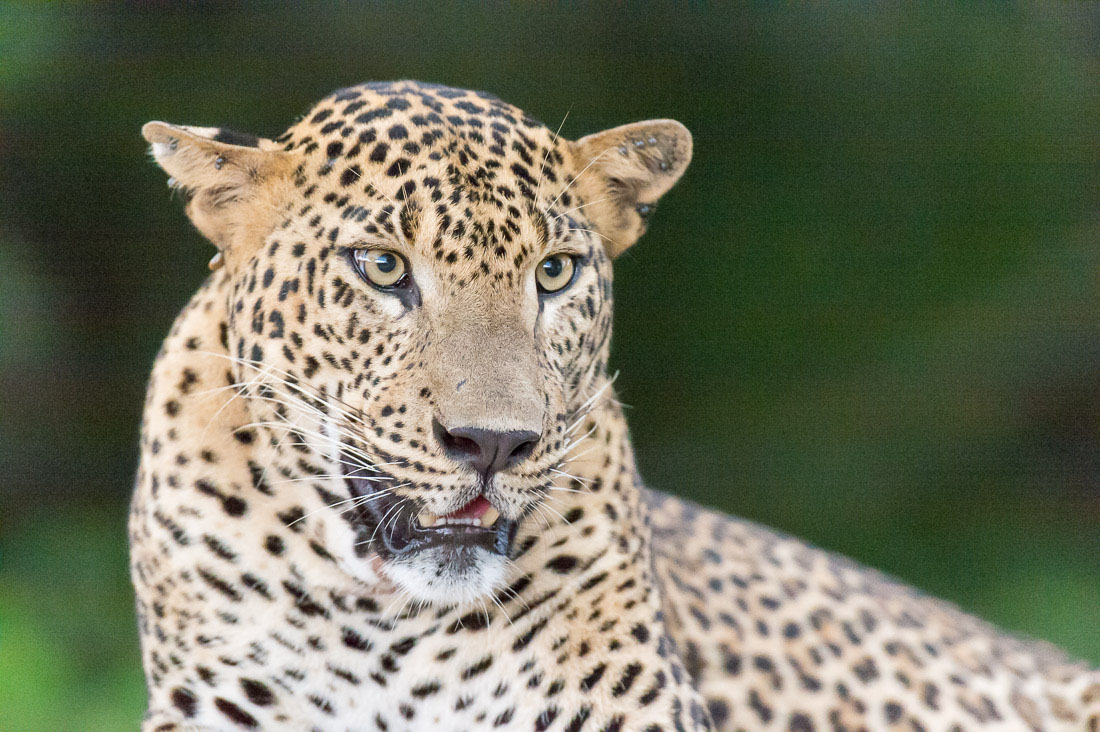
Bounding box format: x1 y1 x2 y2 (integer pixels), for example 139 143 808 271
543 257 563 278
375 253 396 273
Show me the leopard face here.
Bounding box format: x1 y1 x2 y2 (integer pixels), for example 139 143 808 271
143 81 691 604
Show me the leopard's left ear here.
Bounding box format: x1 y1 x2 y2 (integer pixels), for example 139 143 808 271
568 119 692 257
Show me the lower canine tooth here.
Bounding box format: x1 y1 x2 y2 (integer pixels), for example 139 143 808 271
480 507 500 528
418 511 439 528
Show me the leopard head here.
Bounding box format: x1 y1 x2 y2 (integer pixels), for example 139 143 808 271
143 81 691 604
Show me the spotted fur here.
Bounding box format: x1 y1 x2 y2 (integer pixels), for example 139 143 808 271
132 81 1098 731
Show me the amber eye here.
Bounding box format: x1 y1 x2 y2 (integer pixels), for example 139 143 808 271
353 249 408 288
536 254 576 294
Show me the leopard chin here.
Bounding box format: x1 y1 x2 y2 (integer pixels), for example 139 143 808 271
381 545 511 607
339 461 522 605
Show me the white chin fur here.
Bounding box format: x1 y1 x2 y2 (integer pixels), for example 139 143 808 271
383 547 508 607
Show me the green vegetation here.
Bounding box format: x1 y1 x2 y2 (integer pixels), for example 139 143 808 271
1 5 1096 729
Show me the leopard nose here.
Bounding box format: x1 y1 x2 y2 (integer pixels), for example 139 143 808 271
432 418 540 477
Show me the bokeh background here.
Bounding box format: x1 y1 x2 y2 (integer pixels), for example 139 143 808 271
2 4 1098 729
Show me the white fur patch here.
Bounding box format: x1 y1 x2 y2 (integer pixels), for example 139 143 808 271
383 546 509 607
320 515 391 587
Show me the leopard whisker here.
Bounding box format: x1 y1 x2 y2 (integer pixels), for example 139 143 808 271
550 195 615 222
284 487 397 528
544 146 613 215
535 106 571 207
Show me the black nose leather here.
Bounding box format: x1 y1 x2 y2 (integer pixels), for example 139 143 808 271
432 419 540 477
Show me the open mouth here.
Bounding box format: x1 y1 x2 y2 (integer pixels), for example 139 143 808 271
343 458 519 559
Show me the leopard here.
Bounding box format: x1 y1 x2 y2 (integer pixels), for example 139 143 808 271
131 80 1098 731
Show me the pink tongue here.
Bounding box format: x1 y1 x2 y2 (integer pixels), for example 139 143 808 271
445 495 490 520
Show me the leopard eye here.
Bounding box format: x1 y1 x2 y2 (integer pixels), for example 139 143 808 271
353 249 408 289
536 254 576 294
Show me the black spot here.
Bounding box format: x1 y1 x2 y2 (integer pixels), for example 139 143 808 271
564 706 591 732
215 697 259 728
512 616 549 651
213 128 260 148
240 573 272 600
223 495 247 517
240 678 274 706
748 689 773 723
853 657 879 683
277 507 305 530
197 567 241 602
611 663 642 697
264 534 284 556
707 699 730 727
171 686 197 717
370 143 389 162
461 655 493 680
411 681 440 698
545 555 577 573
356 107 393 125
341 626 372 652
579 663 606 691
202 534 237 561
281 580 328 617
340 165 361 187
385 158 410 177
455 101 484 114
789 712 814 731
447 611 490 633
535 707 559 731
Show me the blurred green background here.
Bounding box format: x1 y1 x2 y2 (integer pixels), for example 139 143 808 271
1 4 1097 729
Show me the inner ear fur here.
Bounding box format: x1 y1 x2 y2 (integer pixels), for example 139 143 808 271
568 119 692 257
142 121 297 268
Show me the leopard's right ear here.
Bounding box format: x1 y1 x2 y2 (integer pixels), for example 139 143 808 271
142 122 298 269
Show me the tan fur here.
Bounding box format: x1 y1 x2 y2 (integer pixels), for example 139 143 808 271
142 122 298 268
570 119 692 255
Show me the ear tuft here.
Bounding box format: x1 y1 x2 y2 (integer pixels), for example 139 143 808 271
569 119 692 256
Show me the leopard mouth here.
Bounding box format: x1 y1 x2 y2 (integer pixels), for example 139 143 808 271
342 458 519 560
